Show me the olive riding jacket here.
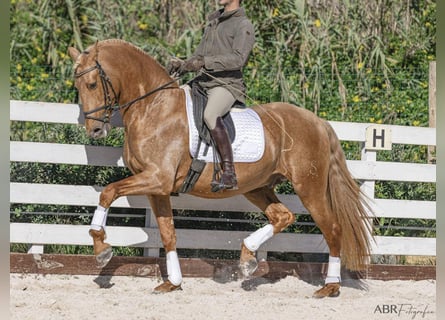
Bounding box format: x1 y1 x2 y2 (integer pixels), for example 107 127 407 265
192 7 255 103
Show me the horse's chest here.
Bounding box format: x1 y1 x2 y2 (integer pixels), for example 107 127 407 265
122 145 145 174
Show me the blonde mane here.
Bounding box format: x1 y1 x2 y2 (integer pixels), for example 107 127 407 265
98 39 150 59
74 39 162 71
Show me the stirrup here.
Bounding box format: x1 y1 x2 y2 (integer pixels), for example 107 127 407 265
211 181 238 192
210 173 238 192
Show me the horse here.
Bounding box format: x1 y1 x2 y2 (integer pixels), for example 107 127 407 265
68 39 373 298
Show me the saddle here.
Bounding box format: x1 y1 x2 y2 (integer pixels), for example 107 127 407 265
190 80 242 145
178 80 245 193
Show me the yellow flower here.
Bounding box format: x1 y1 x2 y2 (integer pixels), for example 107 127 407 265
413 120 420 126
357 62 364 70
26 84 34 91
31 57 37 64
366 68 372 74
369 117 375 123
425 22 431 28
41 73 49 79
138 22 148 30
376 119 382 124
314 19 321 28
273 8 279 17
352 95 360 103
81 15 88 25
65 80 73 87
303 82 310 89
319 111 327 117
17 64 22 72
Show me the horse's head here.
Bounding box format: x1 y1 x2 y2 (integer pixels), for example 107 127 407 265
68 42 114 139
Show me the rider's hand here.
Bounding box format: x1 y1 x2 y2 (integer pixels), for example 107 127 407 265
167 58 184 75
180 56 205 73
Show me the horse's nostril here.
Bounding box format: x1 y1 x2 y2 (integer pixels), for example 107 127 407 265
90 126 104 138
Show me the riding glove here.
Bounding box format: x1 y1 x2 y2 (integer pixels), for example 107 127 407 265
167 58 184 75
180 56 205 73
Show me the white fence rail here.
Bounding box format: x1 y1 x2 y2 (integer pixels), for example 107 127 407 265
10 100 436 257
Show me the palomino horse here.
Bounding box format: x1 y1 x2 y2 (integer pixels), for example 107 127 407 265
68 39 373 298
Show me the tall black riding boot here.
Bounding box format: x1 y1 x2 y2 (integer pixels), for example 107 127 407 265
210 117 238 190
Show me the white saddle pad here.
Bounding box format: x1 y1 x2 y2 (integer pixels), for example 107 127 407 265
182 85 265 163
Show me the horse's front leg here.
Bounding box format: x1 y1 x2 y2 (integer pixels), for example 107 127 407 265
89 204 112 268
148 195 183 293
89 171 173 268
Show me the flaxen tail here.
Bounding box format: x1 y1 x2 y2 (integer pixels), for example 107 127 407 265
324 121 374 271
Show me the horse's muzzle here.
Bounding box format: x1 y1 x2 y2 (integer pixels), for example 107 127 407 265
89 123 111 139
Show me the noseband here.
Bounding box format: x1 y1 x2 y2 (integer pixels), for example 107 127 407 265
74 60 178 124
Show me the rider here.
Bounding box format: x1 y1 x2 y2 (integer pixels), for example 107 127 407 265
168 0 255 190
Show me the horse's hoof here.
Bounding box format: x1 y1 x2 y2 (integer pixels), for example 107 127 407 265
240 259 258 277
95 246 113 268
313 283 341 298
152 280 182 294
239 243 258 277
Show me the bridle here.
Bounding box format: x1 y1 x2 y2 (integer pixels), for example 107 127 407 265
74 60 178 123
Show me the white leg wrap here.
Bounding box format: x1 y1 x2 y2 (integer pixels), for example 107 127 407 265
325 256 341 284
90 205 108 231
166 251 182 286
243 224 274 252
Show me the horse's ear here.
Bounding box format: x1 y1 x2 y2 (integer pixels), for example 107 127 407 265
68 47 80 61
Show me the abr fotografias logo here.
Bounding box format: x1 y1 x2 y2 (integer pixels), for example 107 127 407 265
374 304 434 318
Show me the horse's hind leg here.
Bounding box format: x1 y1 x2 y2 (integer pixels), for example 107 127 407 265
293 183 342 298
240 187 295 277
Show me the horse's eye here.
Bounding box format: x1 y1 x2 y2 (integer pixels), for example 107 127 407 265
87 82 97 90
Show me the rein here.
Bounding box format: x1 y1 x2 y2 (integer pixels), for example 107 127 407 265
75 60 179 123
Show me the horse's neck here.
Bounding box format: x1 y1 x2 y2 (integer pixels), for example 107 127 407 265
117 61 175 118
118 63 169 102
120 83 184 132
102 44 182 130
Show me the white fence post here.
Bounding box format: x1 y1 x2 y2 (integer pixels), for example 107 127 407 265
360 142 376 200
144 208 160 257
360 142 376 264
27 244 44 254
